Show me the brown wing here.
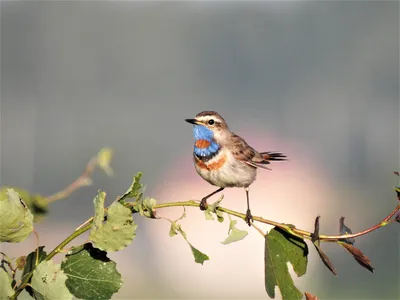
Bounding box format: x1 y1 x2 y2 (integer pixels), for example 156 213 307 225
229 134 272 170
230 134 287 170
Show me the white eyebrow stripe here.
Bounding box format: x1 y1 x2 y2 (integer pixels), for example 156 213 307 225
197 116 221 123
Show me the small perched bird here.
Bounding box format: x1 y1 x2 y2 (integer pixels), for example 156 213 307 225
185 111 286 226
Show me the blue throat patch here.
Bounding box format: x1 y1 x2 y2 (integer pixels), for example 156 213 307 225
193 125 220 157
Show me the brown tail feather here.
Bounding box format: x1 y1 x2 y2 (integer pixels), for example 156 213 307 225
260 152 287 161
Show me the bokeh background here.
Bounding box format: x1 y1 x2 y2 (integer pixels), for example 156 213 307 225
1 1 399 299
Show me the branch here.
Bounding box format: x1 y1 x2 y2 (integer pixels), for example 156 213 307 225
11 196 398 299
153 200 400 242
316 203 400 241
45 148 113 204
10 220 93 300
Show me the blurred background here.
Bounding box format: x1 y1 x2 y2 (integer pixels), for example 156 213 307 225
1 1 399 299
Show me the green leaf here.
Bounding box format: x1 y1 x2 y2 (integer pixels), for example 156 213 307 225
169 222 178 237
31 260 73 300
97 148 114 176
168 208 186 237
221 219 248 245
171 220 210 264
90 200 137 252
169 219 183 237
171 221 186 239
0 268 14 299
204 209 215 221
204 195 224 222
264 227 308 300
0 187 48 222
21 247 47 279
0 188 34 243
118 173 157 218
189 244 210 265
215 210 224 223
119 172 144 202
168 210 209 265
139 197 157 218
21 246 47 297
92 191 106 229
176 227 209 264
61 243 123 300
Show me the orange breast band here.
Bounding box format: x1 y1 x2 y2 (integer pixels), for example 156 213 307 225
196 154 226 170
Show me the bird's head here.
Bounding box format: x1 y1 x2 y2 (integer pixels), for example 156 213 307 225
185 111 230 143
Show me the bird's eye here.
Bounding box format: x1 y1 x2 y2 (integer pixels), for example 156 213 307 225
208 119 215 125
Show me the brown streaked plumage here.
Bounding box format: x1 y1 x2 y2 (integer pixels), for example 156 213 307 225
185 111 286 226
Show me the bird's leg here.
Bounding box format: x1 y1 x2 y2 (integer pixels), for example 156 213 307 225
245 187 253 226
200 187 224 211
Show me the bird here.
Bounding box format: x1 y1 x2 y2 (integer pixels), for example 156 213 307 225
185 111 286 226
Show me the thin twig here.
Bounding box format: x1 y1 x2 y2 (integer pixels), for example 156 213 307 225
251 222 266 237
313 203 400 241
45 157 98 204
75 217 94 231
33 230 40 266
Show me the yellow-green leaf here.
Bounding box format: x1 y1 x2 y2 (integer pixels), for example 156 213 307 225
0 268 14 299
119 172 144 202
92 191 106 229
90 201 137 252
204 195 224 222
21 246 47 297
0 188 33 243
0 187 48 222
31 260 73 300
139 197 157 218
168 210 209 265
97 148 114 176
221 219 248 245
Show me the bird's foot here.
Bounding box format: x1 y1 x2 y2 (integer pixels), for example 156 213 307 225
245 209 253 226
200 198 208 211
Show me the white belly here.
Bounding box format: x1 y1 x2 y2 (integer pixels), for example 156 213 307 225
194 150 257 188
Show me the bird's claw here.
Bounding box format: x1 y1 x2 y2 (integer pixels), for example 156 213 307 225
245 209 253 226
200 198 208 211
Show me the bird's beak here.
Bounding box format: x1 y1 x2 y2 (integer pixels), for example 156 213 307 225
185 118 199 125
